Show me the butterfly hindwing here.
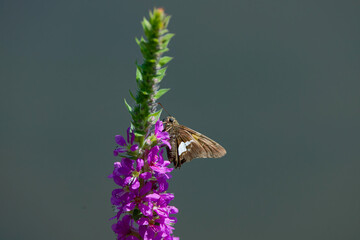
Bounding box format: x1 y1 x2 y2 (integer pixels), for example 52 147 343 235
164 116 226 168
178 125 226 159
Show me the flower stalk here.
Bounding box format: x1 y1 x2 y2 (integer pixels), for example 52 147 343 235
129 8 173 142
109 8 178 240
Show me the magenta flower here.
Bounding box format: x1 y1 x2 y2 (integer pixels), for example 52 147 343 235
112 214 140 240
154 121 171 149
108 159 140 190
110 124 178 239
114 128 139 156
147 146 173 176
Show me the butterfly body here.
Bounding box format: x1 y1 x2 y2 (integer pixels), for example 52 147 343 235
163 116 226 168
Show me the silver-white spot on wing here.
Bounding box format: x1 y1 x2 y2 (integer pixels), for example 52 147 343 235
178 140 194 156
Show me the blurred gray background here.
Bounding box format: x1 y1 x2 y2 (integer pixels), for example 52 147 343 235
1 0 359 239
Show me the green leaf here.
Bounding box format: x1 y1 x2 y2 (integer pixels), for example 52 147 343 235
136 37 148 56
161 41 171 50
129 90 136 102
159 29 169 35
135 37 140 46
157 48 169 54
149 10 153 19
159 56 173 66
154 88 170 100
156 67 167 82
141 90 149 95
136 65 143 82
124 98 132 113
142 18 151 32
162 33 175 43
160 34 174 50
134 131 145 137
139 43 148 56
163 16 171 28
148 109 163 123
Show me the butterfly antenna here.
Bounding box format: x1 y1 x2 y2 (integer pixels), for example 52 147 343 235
158 103 172 116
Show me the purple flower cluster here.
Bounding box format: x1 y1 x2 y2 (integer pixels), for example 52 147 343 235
109 121 179 240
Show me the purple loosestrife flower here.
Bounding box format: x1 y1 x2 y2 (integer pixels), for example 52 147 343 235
110 121 178 240
110 158 140 190
147 146 173 176
114 128 139 156
154 121 171 149
112 215 139 240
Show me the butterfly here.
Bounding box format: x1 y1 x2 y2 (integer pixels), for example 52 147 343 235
163 116 226 168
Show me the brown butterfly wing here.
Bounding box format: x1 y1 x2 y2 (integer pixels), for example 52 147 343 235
176 128 207 165
176 125 226 167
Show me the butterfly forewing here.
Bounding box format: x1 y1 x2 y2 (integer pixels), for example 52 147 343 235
164 116 226 168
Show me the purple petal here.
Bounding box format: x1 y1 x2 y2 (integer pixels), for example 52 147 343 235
154 207 168 218
139 203 153 217
121 158 134 170
117 166 132 176
169 206 178 214
113 175 125 186
161 140 171 149
111 189 125 205
146 193 160 201
161 193 175 202
140 172 152 180
115 135 126 146
126 127 131 143
136 158 144 172
157 193 174 206
130 144 139 151
153 234 164 240
113 148 126 156
157 179 168 192
168 216 177 225
113 149 119 156
143 226 156 240
130 132 135 145
155 120 164 133
140 182 152 196
163 160 171 167
147 146 160 164
137 217 149 226
150 145 160 156
150 165 172 174
163 172 172 180
126 236 140 240
123 202 135 211
157 150 164 164
157 131 169 140
112 215 132 236
123 176 133 185
130 179 140 190
127 236 140 240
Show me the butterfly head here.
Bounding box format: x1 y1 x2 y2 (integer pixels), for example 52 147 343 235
163 116 179 126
